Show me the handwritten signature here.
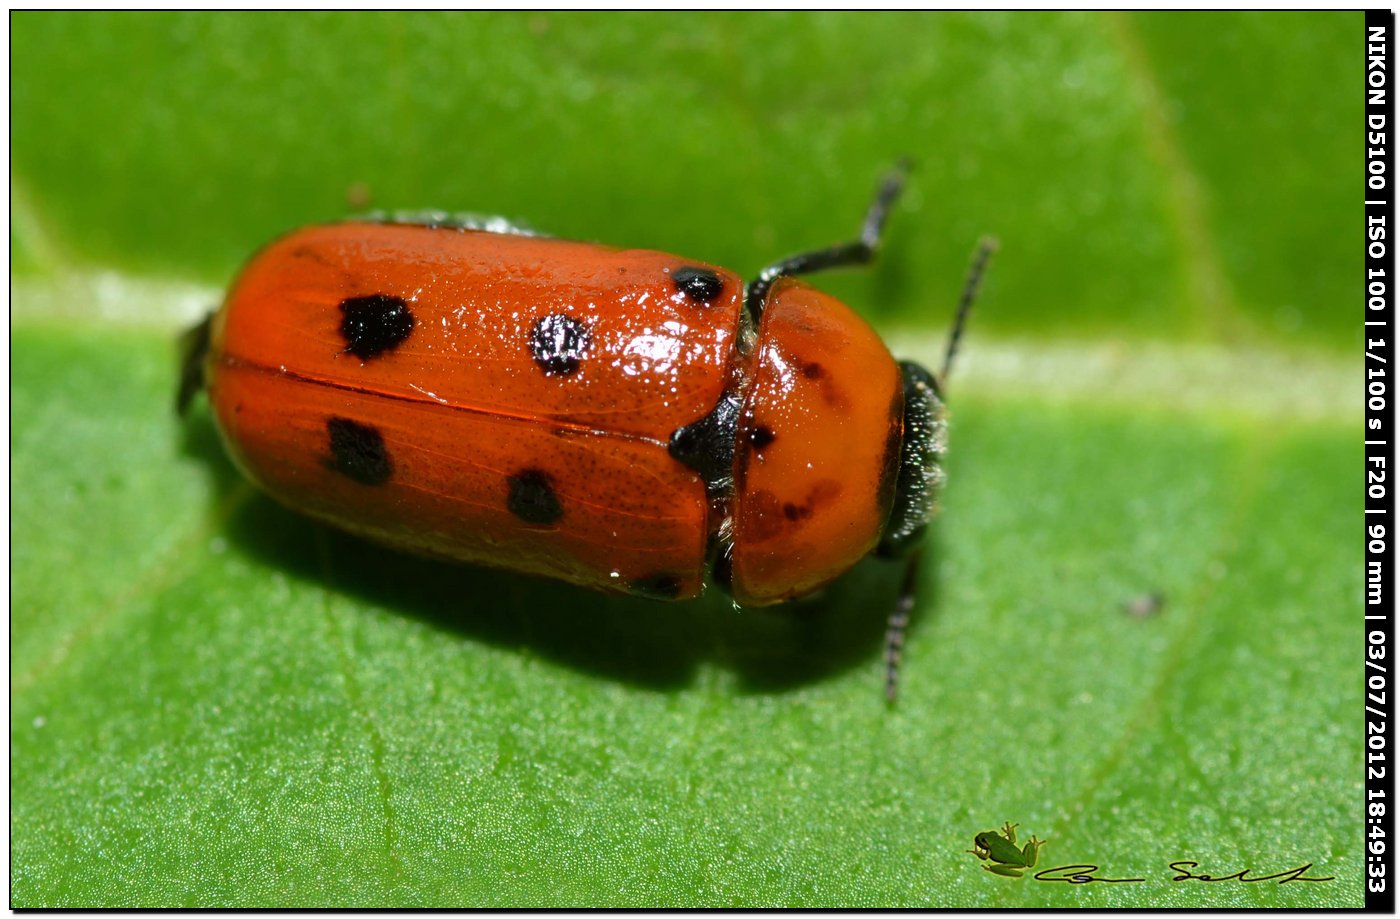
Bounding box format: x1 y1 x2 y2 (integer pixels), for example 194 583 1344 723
1030 861 1335 885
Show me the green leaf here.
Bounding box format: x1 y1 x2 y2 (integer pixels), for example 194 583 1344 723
12 11 1362 907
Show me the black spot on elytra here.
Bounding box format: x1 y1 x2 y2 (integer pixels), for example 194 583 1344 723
801 361 826 380
507 468 562 525
749 426 776 452
669 389 742 499
629 573 682 600
672 266 723 304
327 417 393 485
530 314 592 376
339 294 414 360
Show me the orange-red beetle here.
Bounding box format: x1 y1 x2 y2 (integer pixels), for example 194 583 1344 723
180 165 992 698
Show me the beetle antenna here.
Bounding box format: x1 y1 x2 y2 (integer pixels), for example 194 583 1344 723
743 159 913 328
859 157 913 251
884 548 924 703
939 236 997 388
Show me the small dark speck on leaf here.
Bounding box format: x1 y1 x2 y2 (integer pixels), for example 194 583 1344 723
1122 591 1165 618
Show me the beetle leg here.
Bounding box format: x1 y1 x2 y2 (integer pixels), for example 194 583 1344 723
176 312 214 416
744 160 911 327
884 548 923 703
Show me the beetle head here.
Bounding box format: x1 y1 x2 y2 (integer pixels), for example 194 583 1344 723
877 360 946 557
